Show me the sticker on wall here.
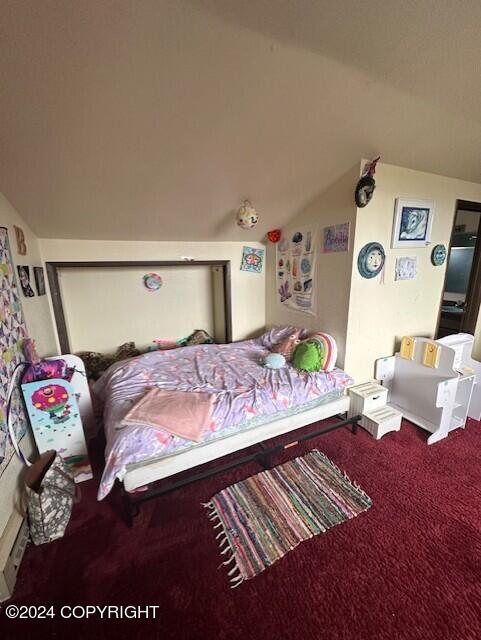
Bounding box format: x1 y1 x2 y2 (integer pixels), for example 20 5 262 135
143 272 163 291
323 223 350 253
277 225 318 314
240 246 264 273
357 242 385 279
431 244 447 266
395 256 417 281
0 227 28 477
34 266 46 295
17 265 35 297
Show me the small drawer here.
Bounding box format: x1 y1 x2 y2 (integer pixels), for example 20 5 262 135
349 385 388 417
362 391 388 412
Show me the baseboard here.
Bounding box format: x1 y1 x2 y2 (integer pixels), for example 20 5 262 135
0 510 29 602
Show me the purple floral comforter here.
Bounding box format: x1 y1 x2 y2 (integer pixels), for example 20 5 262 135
95 327 353 499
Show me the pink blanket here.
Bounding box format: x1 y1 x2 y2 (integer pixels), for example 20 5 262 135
122 388 216 443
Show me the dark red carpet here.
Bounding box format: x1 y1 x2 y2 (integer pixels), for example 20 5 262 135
3 418 481 640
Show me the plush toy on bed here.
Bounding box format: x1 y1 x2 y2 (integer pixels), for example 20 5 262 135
77 342 141 380
264 353 286 369
292 341 322 372
271 329 303 361
292 332 337 372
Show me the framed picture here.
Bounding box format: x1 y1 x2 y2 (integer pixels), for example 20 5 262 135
17 265 35 297
34 266 46 296
391 199 434 248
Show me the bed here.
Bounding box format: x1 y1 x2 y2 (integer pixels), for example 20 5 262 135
94 326 356 523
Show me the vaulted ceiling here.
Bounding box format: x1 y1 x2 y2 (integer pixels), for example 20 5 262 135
1 0 480 241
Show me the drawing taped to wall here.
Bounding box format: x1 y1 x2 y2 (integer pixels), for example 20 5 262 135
395 256 417 281
240 246 264 273
323 223 350 253
277 226 317 314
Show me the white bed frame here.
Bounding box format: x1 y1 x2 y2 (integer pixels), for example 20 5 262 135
45 354 355 524
121 394 354 525
123 395 349 490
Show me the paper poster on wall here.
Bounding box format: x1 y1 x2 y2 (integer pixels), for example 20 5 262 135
240 246 264 273
277 226 317 314
395 256 417 281
0 228 29 478
323 223 350 253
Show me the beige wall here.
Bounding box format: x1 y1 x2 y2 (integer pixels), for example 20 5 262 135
344 162 481 382
59 265 217 352
266 166 359 366
474 309 481 362
40 239 266 346
0 193 57 536
0 193 57 357
266 161 481 382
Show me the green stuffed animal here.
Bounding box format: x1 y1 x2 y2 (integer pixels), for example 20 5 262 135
292 340 323 372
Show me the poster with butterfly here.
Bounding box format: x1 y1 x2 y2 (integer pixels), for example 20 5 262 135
276 226 317 315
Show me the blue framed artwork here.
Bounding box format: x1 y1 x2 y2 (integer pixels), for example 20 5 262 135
391 199 434 248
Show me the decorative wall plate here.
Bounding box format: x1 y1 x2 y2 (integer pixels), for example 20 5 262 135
143 272 163 291
431 244 447 266
357 242 386 279
354 156 380 208
355 176 376 208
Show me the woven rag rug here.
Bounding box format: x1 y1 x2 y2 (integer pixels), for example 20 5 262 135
205 450 372 587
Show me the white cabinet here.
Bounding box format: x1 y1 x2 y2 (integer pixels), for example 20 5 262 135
376 335 477 445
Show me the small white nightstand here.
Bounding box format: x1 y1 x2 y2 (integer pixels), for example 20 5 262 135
348 382 402 439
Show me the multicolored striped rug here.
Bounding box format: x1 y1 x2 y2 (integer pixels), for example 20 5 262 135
205 450 372 587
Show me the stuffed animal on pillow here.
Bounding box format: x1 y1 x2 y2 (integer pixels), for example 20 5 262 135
292 341 323 372
292 333 338 373
264 353 286 369
77 342 141 380
271 329 303 361
308 332 337 371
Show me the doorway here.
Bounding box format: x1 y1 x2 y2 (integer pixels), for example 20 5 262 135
437 200 481 338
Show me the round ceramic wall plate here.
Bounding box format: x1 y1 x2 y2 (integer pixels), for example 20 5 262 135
355 176 376 208
431 244 447 266
358 242 386 279
143 272 163 291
